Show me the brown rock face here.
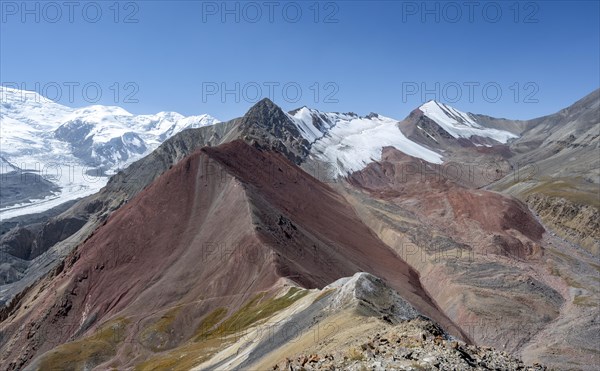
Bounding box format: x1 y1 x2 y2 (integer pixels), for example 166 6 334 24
0 141 465 370
0 217 87 263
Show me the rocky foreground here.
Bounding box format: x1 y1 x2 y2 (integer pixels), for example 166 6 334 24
273 318 546 371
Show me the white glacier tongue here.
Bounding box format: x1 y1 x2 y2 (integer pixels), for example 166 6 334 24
291 108 443 177
0 86 220 219
419 101 518 144
288 106 332 142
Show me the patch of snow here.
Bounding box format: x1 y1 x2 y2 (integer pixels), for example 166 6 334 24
417 125 439 143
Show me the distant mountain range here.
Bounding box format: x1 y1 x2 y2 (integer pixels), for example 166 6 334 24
0 88 598 370
0 86 219 218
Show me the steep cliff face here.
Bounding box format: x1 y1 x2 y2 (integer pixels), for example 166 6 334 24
526 194 599 256
237 98 311 164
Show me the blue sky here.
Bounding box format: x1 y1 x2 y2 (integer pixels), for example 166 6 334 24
1 0 599 121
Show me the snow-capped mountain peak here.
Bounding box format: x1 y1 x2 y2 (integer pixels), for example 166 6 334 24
418 100 518 144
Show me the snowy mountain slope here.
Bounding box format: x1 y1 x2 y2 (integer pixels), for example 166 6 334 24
53 107 218 168
289 107 443 177
419 101 518 144
0 86 219 219
287 106 337 142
